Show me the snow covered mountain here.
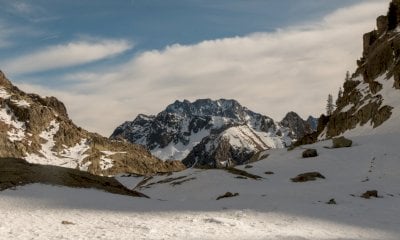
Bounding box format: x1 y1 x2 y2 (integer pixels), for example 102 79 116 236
111 99 316 167
0 72 185 176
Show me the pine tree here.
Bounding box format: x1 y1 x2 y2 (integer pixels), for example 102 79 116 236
326 94 334 116
388 2 398 31
345 71 350 81
336 87 343 105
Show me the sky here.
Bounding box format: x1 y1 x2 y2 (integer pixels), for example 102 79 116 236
0 0 391 135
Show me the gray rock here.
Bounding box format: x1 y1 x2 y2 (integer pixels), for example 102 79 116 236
332 137 353 148
361 190 379 199
302 149 318 158
291 172 325 182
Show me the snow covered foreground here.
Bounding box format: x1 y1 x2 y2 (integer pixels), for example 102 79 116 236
1 133 400 240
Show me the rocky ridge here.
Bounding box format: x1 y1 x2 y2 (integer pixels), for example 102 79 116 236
0 72 185 176
319 0 400 138
111 99 316 168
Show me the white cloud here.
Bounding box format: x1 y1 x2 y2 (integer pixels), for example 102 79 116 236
15 0 390 136
3 39 133 74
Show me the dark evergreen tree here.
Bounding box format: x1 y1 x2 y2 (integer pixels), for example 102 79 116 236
388 2 398 30
326 94 334 116
336 87 343 105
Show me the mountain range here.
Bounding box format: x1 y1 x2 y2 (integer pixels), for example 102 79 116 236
111 99 317 167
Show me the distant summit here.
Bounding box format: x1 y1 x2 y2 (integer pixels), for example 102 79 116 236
111 99 316 167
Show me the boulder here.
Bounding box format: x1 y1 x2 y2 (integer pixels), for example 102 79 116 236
361 190 379 199
291 172 325 182
332 137 353 148
302 149 318 158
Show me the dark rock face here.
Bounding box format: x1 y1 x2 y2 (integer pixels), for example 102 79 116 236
306 116 318 131
302 149 318 158
332 137 353 148
280 112 315 140
0 72 185 176
322 0 400 138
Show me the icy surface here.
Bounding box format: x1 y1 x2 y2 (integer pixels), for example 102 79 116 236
1 133 400 239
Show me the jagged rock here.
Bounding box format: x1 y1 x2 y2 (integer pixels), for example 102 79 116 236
361 190 379 199
315 0 400 139
111 99 314 167
291 172 325 182
302 149 318 158
216 192 239 200
293 114 329 147
0 72 185 176
332 137 352 148
280 112 316 140
377 15 388 35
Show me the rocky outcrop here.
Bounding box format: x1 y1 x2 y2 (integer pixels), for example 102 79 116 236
280 112 315 140
322 0 400 138
0 72 185 176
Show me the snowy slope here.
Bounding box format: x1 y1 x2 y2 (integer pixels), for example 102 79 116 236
1 133 400 239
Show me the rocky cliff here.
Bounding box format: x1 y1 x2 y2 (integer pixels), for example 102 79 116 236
319 0 400 138
0 72 185 176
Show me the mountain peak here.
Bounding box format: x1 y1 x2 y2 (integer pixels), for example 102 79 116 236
111 98 312 166
164 98 248 120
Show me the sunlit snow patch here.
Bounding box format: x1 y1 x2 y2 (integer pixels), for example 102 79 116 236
0 87 11 99
25 120 90 170
99 151 126 170
11 99 30 108
0 105 26 142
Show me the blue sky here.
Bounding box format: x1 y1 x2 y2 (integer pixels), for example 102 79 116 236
0 0 391 134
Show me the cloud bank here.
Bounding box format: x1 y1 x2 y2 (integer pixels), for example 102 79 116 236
3 39 133 74
15 0 389 135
